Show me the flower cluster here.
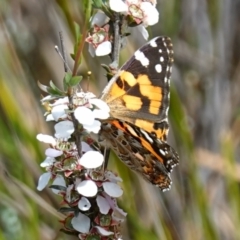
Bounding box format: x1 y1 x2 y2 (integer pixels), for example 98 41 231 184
37 92 126 239
87 0 159 56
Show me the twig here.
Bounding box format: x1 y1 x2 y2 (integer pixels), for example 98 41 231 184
110 13 121 68
59 31 68 72
54 46 72 72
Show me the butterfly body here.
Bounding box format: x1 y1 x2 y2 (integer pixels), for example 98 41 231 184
100 36 179 191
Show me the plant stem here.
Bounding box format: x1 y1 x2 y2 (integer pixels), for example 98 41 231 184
110 13 121 68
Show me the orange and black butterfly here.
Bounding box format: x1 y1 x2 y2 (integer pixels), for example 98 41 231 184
100 36 179 191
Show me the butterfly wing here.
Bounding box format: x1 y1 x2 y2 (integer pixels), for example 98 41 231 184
101 36 174 141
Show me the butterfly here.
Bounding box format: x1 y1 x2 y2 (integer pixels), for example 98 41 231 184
99 36 179 191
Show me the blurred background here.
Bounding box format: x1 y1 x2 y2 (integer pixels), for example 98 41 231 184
1 0 240 239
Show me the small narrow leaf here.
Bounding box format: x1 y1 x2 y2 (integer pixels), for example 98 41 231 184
68 76 82 87
49 185 67 191
63 72 72 90
37 81 51 93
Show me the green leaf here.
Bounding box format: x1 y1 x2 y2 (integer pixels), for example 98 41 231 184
83 0 92 24
37 81 51 93
73 22 82 57
63 72 73 91
92 0 103 8
47 88 65 97
38 80 65 97
73 22 81 44
68 76 83 87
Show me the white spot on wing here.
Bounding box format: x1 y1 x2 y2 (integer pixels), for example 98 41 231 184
150 38 157 47
135 50 149 67
159 49 162 53
155 64 162 73
160 56 164 62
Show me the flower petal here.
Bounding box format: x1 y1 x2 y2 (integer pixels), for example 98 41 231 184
109 0 128 12
95 226 114 236
71 212 90 233
93 109 110 120
40 157 55 167
37 172 51 191
46 114 54 121
50 97 69 106
37 134 56 145
51 104 68 121
95 41 112 56
89 99 110 113
96 195 110 214
45 148 63 157
136 24 149 40
51 175 66 194
76 180 98 197
141 2 159 26
81 141 93 152
83 120 101 133
79 151 104 169
74 106 95 125
103 182 123 197
54 120 74 139
92 12 109 26
105 171 122 183
78 197 91 211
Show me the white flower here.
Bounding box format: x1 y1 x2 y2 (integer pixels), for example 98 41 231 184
51 175 66 194
36 134 56 145
96 195 110 214
109 0 159 27
79 151 104 169
102 182 123 197
71 212 90 233
54 120 74 139
86 23 111 57
37 172 52 191
78 197 91 211
76 180 98 197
